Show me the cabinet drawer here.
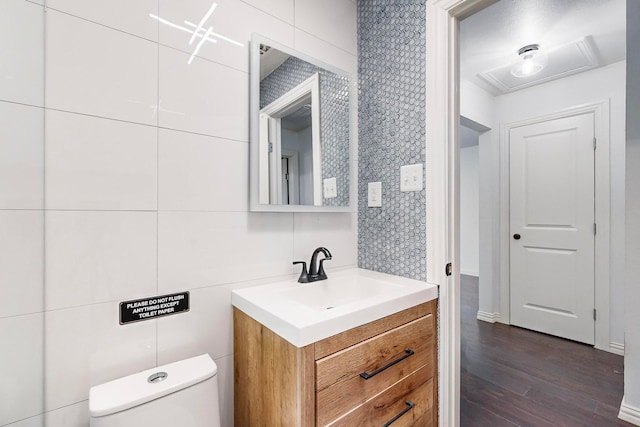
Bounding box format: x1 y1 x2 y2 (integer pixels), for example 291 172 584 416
329 366 434 427
316 315 434 426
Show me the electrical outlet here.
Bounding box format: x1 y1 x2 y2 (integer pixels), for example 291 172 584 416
400 164 423 192
368 182 382 207
323 177 337 198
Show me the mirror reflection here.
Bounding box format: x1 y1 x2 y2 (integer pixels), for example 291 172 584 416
252 38 351 210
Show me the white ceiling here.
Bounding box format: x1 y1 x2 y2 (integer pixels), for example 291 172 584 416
460 0 626 95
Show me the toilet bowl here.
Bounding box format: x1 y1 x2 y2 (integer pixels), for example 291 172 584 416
89 354 220 427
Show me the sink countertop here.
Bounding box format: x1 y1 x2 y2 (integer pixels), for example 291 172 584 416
231 267 438 347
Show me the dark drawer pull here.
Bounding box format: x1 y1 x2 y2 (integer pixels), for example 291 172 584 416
360 349 414 380
382 400 415 427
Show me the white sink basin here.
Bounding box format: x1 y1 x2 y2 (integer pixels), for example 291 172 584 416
231 268 438 347
276 275 403 311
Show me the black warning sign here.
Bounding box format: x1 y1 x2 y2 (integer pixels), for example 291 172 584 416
120 292 190 325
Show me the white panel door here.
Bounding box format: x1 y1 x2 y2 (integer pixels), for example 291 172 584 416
509 113 595 344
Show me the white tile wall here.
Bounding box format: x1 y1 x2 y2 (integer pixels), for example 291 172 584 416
4 1 357 425
293 212 358 269
158 211 295 292
158 0 293 72
215 354 234 427
241 0 294 24
158 129 248 211
45 211 157 310
4 414 43 427
294 0 357 55
46 9 158 125
294 29 357 76
0 0 44 106
0 102 44 209
45 110 157 211
0 211 43 318
158 46 248 141
46 0 159 41
45 303 157 411
157 284 235 364
44 402 89 427
0 313 44 425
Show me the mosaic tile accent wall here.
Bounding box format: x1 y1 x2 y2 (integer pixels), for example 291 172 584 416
260 57 350 206
357 0 427 280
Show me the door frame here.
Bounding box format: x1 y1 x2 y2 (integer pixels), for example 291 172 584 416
281 149 301 205
499 102 611 351
426 1 497 426
259 73 322 206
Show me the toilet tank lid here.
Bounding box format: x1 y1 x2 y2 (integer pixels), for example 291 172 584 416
89 353 217 417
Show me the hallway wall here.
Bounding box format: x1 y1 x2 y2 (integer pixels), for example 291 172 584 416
473 61 627 347
460 143 480 276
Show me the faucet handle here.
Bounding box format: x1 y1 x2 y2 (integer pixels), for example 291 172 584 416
317 257 331 280
293 261 310 283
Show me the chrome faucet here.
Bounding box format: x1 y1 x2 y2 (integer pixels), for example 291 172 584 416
293 247 332 283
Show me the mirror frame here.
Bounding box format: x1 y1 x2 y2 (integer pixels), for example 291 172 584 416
249 33 355 212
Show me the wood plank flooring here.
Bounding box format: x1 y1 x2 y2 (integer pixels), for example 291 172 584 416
460 274 631 426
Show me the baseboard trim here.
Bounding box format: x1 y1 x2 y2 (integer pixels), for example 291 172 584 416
460 270 479 277
476 311 501 323
619 397 640 426
609 342 625 356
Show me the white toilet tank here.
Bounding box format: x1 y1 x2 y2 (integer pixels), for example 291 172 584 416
89 354 220 427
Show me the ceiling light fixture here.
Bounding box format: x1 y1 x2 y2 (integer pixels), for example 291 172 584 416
510 44 548 78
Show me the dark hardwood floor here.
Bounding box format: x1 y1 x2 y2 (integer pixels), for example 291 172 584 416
460 274 631 426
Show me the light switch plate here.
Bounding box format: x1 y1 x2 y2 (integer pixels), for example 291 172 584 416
400 164 423 192
323 177 337 198
368 182 382 207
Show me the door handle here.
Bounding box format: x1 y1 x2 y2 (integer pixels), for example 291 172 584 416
382 401 415 427
513 234 521 240
359 349 414 380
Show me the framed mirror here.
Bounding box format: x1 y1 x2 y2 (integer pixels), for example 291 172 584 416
249 34 354 212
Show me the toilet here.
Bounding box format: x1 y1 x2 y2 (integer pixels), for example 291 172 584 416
89 354 220 427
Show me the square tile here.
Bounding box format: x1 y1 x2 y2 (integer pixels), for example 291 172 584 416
45 211 157 310
158 46 248 140
3 414 43 427
45 110 157 211
215 354 234 427
158 129 247 211
46 9 158 125
294 0 356 55
0 102 44 209
294 29 356 76
44 401 88 427
0 211 43 318
241 0 294 24
0 313 44 425
293 212 357 269
45 302 156 411
0 0 44 106
158 211 294 291
157 0 293 72
157 284 234 365
46 0 159 41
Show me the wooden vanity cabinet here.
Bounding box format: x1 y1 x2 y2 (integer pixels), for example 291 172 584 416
234 299 437 426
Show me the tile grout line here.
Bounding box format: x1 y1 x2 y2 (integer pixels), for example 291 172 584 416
40 106 250 146
156 0 160 368
42 0 49 419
